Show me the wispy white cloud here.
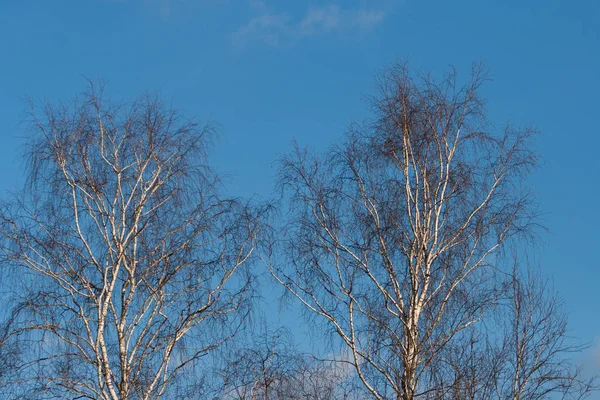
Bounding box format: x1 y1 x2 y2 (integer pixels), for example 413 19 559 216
353 9 386 30
232 3 385 47
232 12 291 46
589 337 600 371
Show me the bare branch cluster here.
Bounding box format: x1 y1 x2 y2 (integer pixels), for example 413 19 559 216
216 328 363 399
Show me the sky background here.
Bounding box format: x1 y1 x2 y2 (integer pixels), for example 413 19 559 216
1 0 599 375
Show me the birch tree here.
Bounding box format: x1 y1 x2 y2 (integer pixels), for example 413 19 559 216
423 264 596 400
493 266 595 400
268 62 588 399
0 87 260 399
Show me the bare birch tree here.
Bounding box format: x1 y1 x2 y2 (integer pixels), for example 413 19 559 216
0 86 261 399
269 62 591 399
492 266 595 400
422 265 597 400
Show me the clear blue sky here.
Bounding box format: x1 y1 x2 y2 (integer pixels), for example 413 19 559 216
1 0 599 372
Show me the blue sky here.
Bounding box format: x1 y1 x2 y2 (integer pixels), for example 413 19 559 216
1 0 599 371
